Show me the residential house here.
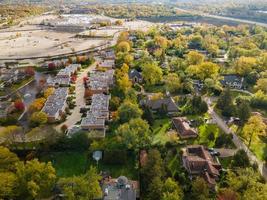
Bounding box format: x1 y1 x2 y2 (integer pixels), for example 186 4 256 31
128 69 142 84
42 87 68 122
172 117 198 139
102 176 139 200
99 60 115 70
220 74 244 89
142 97 179 114
182 145 222 188
87 70 114 94
81 94 110 137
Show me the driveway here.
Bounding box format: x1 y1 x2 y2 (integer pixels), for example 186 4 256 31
214 148 237 158
55 59 99 132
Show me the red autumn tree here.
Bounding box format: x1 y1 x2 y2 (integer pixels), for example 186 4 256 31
48 62 56 70
14 99 25 111
25 67 35 76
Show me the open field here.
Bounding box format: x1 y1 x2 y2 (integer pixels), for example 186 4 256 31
0 28 105 59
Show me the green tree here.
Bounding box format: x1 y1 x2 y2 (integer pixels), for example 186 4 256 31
118 100 143 123
243 115 266 148
234 56 257 76
0 146 19 171
226 167 266 199
187 51 205 65
216 88 235 117
147 176 163 200
141 149 165 196
162 178 184 200
15 159 56 199
58 167 102 200
117 41 131 53
0 172 17 199
191 177 210 200
116 118 151 149
254 78 267 94
30 111 48 127
236 101 251 124
142 62 163 86
165 73 181 93
232 149 250 168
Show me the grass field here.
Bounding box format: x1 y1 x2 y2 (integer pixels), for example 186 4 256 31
40 151 89 177
152 118 172 145
40 150 138 179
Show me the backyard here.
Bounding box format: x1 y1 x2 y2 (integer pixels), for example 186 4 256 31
40 150 138 179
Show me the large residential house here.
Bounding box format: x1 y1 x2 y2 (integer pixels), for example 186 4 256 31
102 176 139 200
182 145 221 188
87 69 114 94
128 69 142 84
81 94 110 137
172 117 198 139
142 97 179 114
42 87 68 122
220 74 244 89
47 64 80 87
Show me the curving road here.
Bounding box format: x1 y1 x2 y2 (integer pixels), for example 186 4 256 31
176 7 267 28
205 97 267 181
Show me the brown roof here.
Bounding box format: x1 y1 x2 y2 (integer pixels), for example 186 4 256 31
145 97 179 113
172 117 198 138
182 145 221 187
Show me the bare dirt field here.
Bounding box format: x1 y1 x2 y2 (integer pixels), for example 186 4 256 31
0 14 154 60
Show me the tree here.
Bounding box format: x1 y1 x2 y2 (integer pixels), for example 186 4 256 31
0 146 19 171
191 177 210 200
243 115 266 148
187 51 205 65
217 188 239 200
118 100 143 123
0 172 17 199
58 167 102 200
116 118 151 149
115 19 123 26
116 63 132 94
147 177 163 200
117 41 131 53
29 98 46 112
232 149 250 168
140 149 165 199
226 167 266 199
14 99 25 112
197 62 219 80
234 56 257 76
24 67 35 77
142 62 163 86
155 35 168 49
162 178 184 200
44 87 55 98
15 159 56 199
216 88 235 117
165 73 181 93
254 78 267 94
30 111 48 127
236 101 251 124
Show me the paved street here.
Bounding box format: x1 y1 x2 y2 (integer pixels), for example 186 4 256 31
55 59 99 132
205 97 267 181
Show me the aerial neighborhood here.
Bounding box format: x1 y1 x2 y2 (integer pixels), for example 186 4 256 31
0 1 266 200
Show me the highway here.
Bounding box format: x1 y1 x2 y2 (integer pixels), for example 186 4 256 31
176 7 267 28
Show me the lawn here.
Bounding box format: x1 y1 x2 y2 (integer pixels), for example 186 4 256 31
194 124 219 148
151 118 172 145
167 154 181 177
40 151 89 177
95 154 138 180
40 150 138 179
